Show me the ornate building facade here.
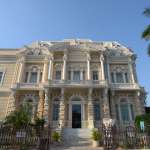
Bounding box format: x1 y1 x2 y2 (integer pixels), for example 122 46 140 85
0 39 146 129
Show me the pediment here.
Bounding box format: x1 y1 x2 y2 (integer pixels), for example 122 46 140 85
17 41 50 56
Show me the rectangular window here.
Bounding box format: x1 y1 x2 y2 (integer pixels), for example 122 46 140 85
73 71 80 81
53 104 60 121
116 72 124 83
0 72 3 83
111 72 115 83
125 72 129 83
120 104 130 121
92 71 98 81
25 72 28 83
30 72 38 83
55 70 61 80
94 104 100 121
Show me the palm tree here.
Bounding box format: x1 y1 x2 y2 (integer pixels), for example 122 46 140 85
142 7 150 55
4 103 32 129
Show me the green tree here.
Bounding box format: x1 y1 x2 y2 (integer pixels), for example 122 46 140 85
4 103 32 129
142 7 150 55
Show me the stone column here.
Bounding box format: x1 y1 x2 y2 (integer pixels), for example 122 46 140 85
62 52 67 80
88 88 94 128
42 57 49 83
128 58 135 83
43 88 49 124
87 53 91 80
100 54 105 80
59 88 65 128
7 90 16 114
102 88 110 118
48 55 54 80
37 90 44 119
17 57 25 83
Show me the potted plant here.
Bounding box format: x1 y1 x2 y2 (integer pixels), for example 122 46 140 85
91 129 102 148
52 131 60 144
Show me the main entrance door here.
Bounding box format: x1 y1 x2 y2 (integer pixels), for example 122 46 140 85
72 104 81 128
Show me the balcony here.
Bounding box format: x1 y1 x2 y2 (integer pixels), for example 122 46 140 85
49 80 107 88
110 83 140 90
11 83 43 90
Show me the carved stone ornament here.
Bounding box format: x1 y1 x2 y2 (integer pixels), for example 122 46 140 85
26 48 42 56
103 118 115 127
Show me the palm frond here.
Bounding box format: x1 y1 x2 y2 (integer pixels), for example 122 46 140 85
143 8 150 17
142 25 150 40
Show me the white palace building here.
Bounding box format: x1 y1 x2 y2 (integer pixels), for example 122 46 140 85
0 39 146 129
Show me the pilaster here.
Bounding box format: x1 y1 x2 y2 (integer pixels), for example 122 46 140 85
37 90 44 119
42 57 49 83
48 55 54 80
88 88 94 128
128 57 135 83
62 52 67 80
102 88 110 118
87 52 91 80
100 54 105 80
59 88 65 128
17 57 25 83
43 88 49 124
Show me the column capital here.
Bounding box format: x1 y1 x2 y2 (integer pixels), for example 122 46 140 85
86 52 91 61
100 54 104 62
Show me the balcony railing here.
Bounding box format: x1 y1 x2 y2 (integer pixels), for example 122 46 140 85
11 83 43 90
49 80 107 87
110 83 140 90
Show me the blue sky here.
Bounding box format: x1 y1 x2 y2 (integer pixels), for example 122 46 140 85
0 0 150 105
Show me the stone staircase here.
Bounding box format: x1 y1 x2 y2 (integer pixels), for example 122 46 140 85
61 128 92 147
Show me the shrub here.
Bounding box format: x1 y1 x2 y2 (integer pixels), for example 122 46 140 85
91 129 102 141
52 131 60 142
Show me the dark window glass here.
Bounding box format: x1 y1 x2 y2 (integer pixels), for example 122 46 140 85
68 71 71 80
73 71 80 81
111 72 115 83
116 72 124 83
53 104 60 121
115 104 119 121
40 72 42 82
130 104 134 120
55 70 61 80
94 104 100 120
30 72 38 83
120 104 130 121
0 72 3 83
93 71 98 80
25 72 28 83
125 72 129 83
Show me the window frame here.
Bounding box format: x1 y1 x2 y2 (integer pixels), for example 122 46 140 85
0 69 5 85
92 71 99 81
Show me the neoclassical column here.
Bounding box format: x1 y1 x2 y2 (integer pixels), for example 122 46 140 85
17 57 25 83
102 88 110 119
128 57 135 83
37 90 44 119
87 52 91 80
100 54 105 80
42 57 49 83
87 88 94 128
43 88 49 124
48 55 54 80
59 88 65 128
62 52 67 80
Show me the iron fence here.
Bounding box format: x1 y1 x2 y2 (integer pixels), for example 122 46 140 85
0 124 51 150
101 124 150 149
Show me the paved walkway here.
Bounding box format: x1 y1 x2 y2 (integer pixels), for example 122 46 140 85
50 145 104 150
